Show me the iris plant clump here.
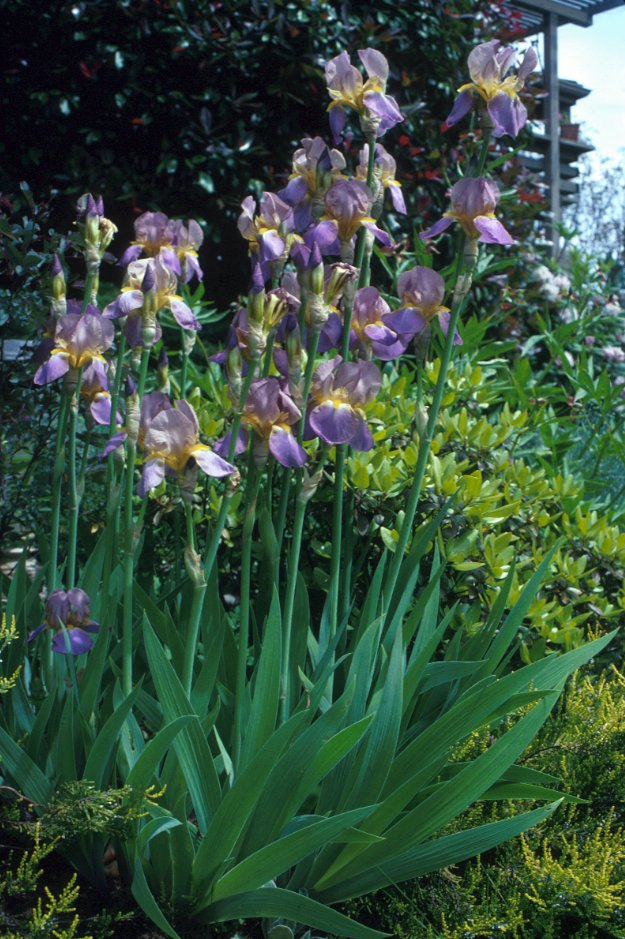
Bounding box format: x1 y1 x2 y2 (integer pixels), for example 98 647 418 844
3 35 613 939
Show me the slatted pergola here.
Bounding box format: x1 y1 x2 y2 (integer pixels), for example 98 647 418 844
506 0 623 251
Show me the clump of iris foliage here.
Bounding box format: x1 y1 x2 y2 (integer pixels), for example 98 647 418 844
0 36 623 939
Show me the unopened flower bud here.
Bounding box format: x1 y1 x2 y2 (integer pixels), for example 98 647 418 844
51 255 66 300
310 244 325 296
248 285 266 326
141 319 157 347
325 262 358 306
248 320 267 361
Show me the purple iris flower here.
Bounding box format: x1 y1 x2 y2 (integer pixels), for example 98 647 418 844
33 312 114 386
325 48 404 142
356 143 406 214
139 400 235 497
170 219 204 282
81 361 115 425
307 356 380 450
381 266 461 349
324 179 393 249
232 377 307 468
280 136 346 231
29 588 99 655
102 390 173 457
349 286 404 360
446 40 538 139
103 257 200 348
420 177 514 246
119 211 177 269
238 192 295 281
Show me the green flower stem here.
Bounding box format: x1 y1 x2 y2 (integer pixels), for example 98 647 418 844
328 136 377 641
328 443 346 642
122 345 151 696
122 435 138 697
383 132 492 603
274 325 323 557
49 393 70 592
274 466 292 557
184 500 196 551
80 270 96 316
181 501 208 696
384 249 472 605
298 329 321 441
66 370 83 588
262 330 276 378
78 425 93 494
102 336 127 623
280 451 328 721
202 364 257 580
180 327 189 399
233 451 261 769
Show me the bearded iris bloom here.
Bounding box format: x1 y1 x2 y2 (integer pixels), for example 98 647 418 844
325 49 404 142
103 257 200 347
29 588 99 655
280 136 346 230
381 266 461 348
349 286 403 361
324 179 393 249
33 312 115 386
139 400 235 497
119 211 204 282
237 378 307 467
81 361 115 425
356 143 406 215
307 356 380 450
420 177 514 246
103 390 173 456
238 192 297 280
446 40 538 139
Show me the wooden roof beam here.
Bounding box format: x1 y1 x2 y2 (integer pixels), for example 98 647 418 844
513 0 592 26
